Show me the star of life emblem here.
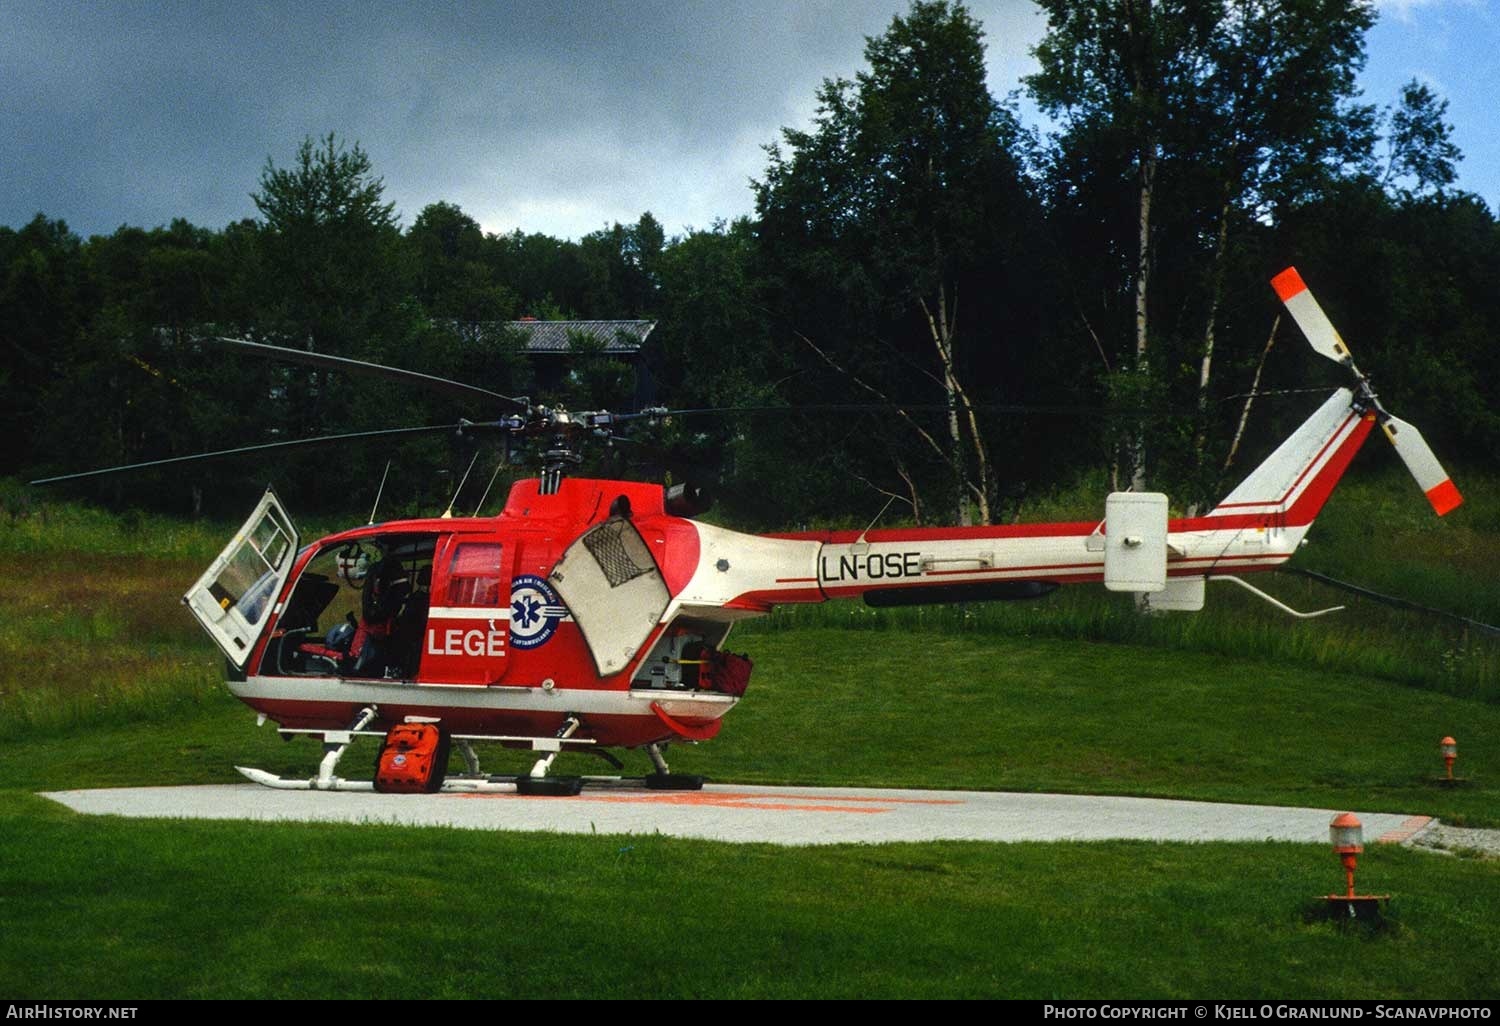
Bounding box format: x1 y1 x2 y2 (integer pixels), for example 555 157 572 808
509 575 567 649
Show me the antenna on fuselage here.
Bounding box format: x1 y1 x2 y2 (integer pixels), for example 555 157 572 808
368 460 391 525
851 496 896 554
441 451 479 520
472 458 505 517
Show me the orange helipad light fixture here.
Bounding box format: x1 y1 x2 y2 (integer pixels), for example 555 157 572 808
1329 812 1363 898
1324 812 1388 918
1441 736 1457 780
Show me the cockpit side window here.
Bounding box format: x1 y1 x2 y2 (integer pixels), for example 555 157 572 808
446 542 503 606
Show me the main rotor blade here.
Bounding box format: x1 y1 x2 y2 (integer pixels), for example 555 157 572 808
1380 414 1464 516
30 424 464 485
1271 267 1353 367
210 337 527 408
613 401 1145 420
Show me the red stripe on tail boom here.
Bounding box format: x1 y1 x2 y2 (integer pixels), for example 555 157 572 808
1282 414 1376 526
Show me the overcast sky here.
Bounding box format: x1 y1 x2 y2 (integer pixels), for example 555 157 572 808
3 0 1495 241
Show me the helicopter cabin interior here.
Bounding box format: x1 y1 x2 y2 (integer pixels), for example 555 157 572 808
191 493 750 694
251 524 748 694
263 533 441 681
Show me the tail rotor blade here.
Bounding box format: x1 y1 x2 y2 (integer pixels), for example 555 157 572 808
1381 415 1464 516
1269 267 1463 519
1271 267 1353 366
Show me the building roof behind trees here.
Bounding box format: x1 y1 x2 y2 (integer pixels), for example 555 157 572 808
483 320 656 355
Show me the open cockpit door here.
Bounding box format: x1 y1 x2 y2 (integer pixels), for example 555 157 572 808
183 488 299 669
549 517 670 675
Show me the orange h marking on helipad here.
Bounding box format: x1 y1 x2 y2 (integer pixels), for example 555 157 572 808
1376 815 1432 844
591 794 890 814
451 790 964 815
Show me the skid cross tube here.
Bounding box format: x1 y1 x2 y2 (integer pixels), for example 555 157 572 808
315 705 379 790
528 716 581 779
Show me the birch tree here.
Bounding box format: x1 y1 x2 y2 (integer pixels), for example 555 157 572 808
1028 0 1377 495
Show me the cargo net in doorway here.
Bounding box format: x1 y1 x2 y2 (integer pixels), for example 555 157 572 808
583 519 655 588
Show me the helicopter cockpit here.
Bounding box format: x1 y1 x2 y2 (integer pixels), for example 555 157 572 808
263 534 438 680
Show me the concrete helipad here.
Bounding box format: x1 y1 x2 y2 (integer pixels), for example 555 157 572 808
40 782 1434 847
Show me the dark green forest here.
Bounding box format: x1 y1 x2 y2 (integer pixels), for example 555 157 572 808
4 0 1496 528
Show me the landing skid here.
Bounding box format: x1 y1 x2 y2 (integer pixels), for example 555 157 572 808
644 772 706 791
234 707 704 794
234 766 702 794
643 742 705 791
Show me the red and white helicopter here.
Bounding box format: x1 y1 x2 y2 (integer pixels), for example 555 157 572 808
37 268 1464 795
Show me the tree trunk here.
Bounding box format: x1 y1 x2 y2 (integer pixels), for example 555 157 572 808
939 286 968 526
1130 145 1156 495
1127 0 1156 612
1192 198 1235 476
945 364 967 526
895 457 923 526
1222 315 1280 474
1126 0 1156 496
921 287 993 525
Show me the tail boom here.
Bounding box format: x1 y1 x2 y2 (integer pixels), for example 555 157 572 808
669 266 1462 615
664 389 1375 613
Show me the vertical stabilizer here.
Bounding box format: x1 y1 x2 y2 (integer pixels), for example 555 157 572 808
1209 388 1373 527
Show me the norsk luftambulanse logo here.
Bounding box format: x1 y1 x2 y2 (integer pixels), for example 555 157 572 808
509 575 567 649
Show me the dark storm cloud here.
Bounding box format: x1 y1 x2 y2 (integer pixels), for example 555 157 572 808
0 0 1046 239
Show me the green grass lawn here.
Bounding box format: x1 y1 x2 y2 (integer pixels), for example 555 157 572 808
4 790 1498 1000
670 630 1499 825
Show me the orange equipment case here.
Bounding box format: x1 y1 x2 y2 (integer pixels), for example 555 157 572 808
374 723 450 793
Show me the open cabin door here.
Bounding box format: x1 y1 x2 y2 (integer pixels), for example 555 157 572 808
549 517 670 676
183 488 299 669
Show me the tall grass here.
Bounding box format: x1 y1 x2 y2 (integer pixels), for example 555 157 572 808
0 660 224 737
1297 466 1500 620
0 478 351 560
0 495 236 561
0 553 225 736
737 584 1498 701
